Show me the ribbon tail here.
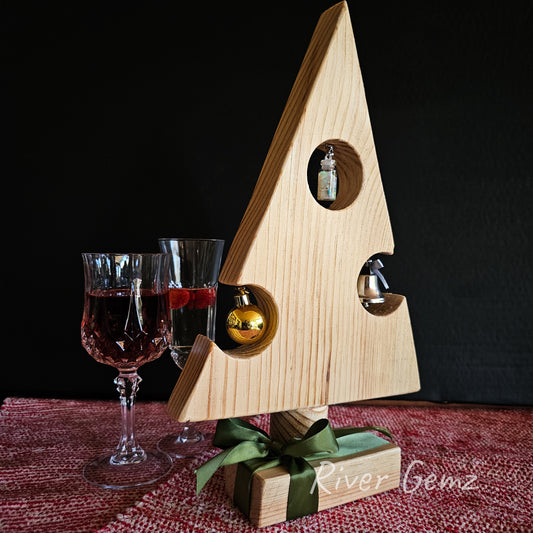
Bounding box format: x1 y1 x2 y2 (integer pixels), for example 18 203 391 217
285 457 318 521
196 447 233 494
195 441 269 494
334 425 394 442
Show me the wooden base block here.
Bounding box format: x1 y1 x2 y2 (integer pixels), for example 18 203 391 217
224 442 401 528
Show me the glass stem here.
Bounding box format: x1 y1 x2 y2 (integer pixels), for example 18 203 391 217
111 371 146 465
179 422 203 443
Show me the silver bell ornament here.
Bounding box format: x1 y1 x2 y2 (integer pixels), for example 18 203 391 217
358 259 389 307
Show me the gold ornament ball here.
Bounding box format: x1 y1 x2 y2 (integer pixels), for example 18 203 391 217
226 304 267 345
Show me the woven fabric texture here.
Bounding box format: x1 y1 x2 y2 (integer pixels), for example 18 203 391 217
0 397 531 532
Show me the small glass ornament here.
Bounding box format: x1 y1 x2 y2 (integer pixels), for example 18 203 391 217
226 287 266 345
317 144 337 201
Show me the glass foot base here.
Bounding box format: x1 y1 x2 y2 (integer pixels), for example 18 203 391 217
82 449 172 489
157 432 213 459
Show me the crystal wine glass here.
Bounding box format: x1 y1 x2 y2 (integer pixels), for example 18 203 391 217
81 253 173 488
157 238 224 459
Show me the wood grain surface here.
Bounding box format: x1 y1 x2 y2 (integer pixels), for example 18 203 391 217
168 1 419 423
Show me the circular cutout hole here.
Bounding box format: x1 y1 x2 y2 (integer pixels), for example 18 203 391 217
306 139 363 210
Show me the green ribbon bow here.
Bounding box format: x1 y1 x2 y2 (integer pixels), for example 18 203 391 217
196 417 393 521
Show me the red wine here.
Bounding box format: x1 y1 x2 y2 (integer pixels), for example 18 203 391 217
81 288 170 371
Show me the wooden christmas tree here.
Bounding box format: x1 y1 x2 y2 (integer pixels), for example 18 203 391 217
168 1 419 526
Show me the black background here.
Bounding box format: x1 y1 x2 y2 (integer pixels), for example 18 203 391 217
4 1 532 405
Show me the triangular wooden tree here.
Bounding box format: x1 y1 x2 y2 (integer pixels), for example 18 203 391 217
168 2 420 525
168 1 419 424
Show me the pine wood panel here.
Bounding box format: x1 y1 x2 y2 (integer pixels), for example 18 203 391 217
167 1 419 423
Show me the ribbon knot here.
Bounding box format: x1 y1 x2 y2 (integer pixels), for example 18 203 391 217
195 417 393 521
269 439 284 456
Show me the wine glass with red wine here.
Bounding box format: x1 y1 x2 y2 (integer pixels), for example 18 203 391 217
157 238 224 459
81 253 173 489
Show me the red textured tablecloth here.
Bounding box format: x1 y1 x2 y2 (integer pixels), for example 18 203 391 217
0 397 531 532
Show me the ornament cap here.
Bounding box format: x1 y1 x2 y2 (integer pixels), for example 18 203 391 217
234 286 251 307
320 144 336 171
320 158 336 171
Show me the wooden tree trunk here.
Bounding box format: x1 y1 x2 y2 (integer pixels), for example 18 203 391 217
270 406 329 442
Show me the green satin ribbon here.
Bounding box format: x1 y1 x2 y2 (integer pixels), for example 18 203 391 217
195 417 393 521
